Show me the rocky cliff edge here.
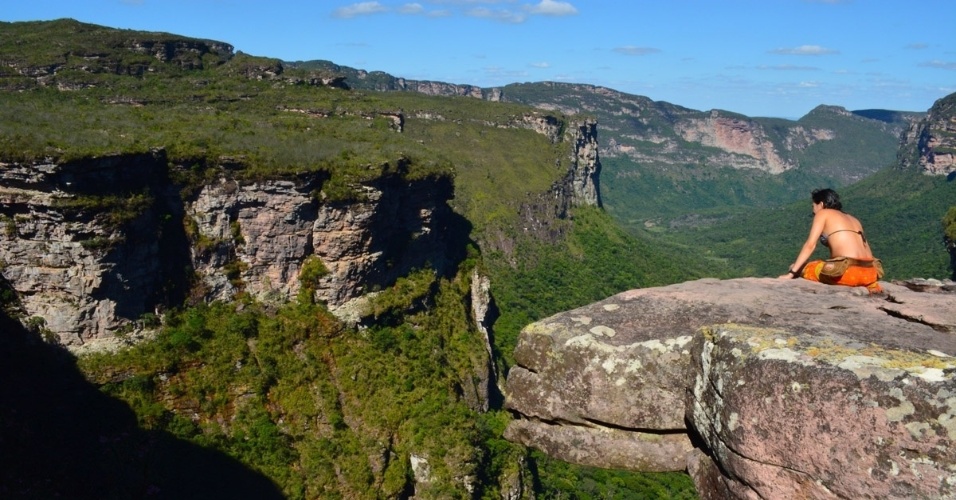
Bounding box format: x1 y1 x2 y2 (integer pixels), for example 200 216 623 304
504 277 956 499
0 151 461 347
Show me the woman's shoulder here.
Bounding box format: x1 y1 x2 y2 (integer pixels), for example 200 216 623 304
817 208 842 219
825 210 865 229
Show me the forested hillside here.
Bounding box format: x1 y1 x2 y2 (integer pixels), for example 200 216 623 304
0 19 706 498
296 63 916 232
2 18 949 499
656 91 956 282
656 167 956 280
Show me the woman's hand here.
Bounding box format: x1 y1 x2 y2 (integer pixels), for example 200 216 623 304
778 268 799 280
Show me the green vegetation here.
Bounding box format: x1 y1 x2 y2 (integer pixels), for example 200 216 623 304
787 105 904 182
942 206 956 279
656 167 956 280
53 192 154 228
530 450 696 499
14 18 949 500
601 155 822 227
945 206 956 241
0 19 705 497
494 82 901 236
72 205 705 498
487 206 725 371
78 267 507 499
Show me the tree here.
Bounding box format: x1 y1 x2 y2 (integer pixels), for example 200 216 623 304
943 206 956 280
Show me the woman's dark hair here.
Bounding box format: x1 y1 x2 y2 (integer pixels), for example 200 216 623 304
812 188 842 211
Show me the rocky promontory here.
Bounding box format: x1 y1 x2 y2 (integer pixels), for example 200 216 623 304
504 277 956 499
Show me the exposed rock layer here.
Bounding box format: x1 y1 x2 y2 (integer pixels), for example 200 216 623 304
0 151 460 346
898 93 956 176
504 277 956 499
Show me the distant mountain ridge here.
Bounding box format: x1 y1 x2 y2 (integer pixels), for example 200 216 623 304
655 91 956 281
296 60 922 229
2 18 953 499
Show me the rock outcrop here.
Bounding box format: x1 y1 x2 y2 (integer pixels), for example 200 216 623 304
1 19 233 88
674 111 796 174
0 151 178 344
187 172 456 307
568 119 602 207
0 151 460 346
898 92 956 177
504 277 956 499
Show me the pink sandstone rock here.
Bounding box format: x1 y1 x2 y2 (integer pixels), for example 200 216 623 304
503 277 956 497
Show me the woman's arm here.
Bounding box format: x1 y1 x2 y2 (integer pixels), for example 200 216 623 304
779 210 828 279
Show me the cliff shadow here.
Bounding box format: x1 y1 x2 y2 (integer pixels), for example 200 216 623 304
0 306 284 500
367 174 475 285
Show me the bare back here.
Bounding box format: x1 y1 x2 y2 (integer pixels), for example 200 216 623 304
818 209 873 260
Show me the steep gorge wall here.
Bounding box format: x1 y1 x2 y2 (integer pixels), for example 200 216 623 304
898 93 956 177
0 152 177 344
0 110 595 348
674 111 796 174
187 173 458 307
0 151 459 347
512 119 602 245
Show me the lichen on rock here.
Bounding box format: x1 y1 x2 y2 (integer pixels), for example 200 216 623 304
503 277 956 498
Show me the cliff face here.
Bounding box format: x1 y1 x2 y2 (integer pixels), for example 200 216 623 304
568 119 602 207
187 173 456 307
898 93 956 176
0 104 591 348
673 111 796 174
495 83 857 176
504 277 956 499
0 151 177 344
0 151 459 347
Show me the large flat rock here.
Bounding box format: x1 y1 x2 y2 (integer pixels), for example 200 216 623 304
503 277 956 496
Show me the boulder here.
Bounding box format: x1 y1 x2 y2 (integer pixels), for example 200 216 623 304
504 277 956 498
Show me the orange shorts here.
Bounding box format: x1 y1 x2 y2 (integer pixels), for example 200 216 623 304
802 259 883 294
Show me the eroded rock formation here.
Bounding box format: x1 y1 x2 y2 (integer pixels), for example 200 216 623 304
0 105 592 350
0 151 177 344
568 119 602 207
898 93 956 177
0 151 460 347
187 173 456 307
504 277 956 499
675 111 796 174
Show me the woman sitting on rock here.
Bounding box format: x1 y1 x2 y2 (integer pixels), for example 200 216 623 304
778 188 883 294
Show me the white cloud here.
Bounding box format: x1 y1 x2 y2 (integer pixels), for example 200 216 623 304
769 45 839 56
527 0 578 16
333 2 389 18
467 7 527 23
530 61 550 68
613 46 661 56
904 43 929 50
399 3 425 14
756 64 820 71
427 0 518 4
921 60 956 70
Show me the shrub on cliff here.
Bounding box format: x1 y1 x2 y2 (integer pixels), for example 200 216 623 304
78 265 522 498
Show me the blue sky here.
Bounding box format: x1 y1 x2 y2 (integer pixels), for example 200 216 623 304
3 0 954 118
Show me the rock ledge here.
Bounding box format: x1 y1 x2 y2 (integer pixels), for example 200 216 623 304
504 278 956 499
